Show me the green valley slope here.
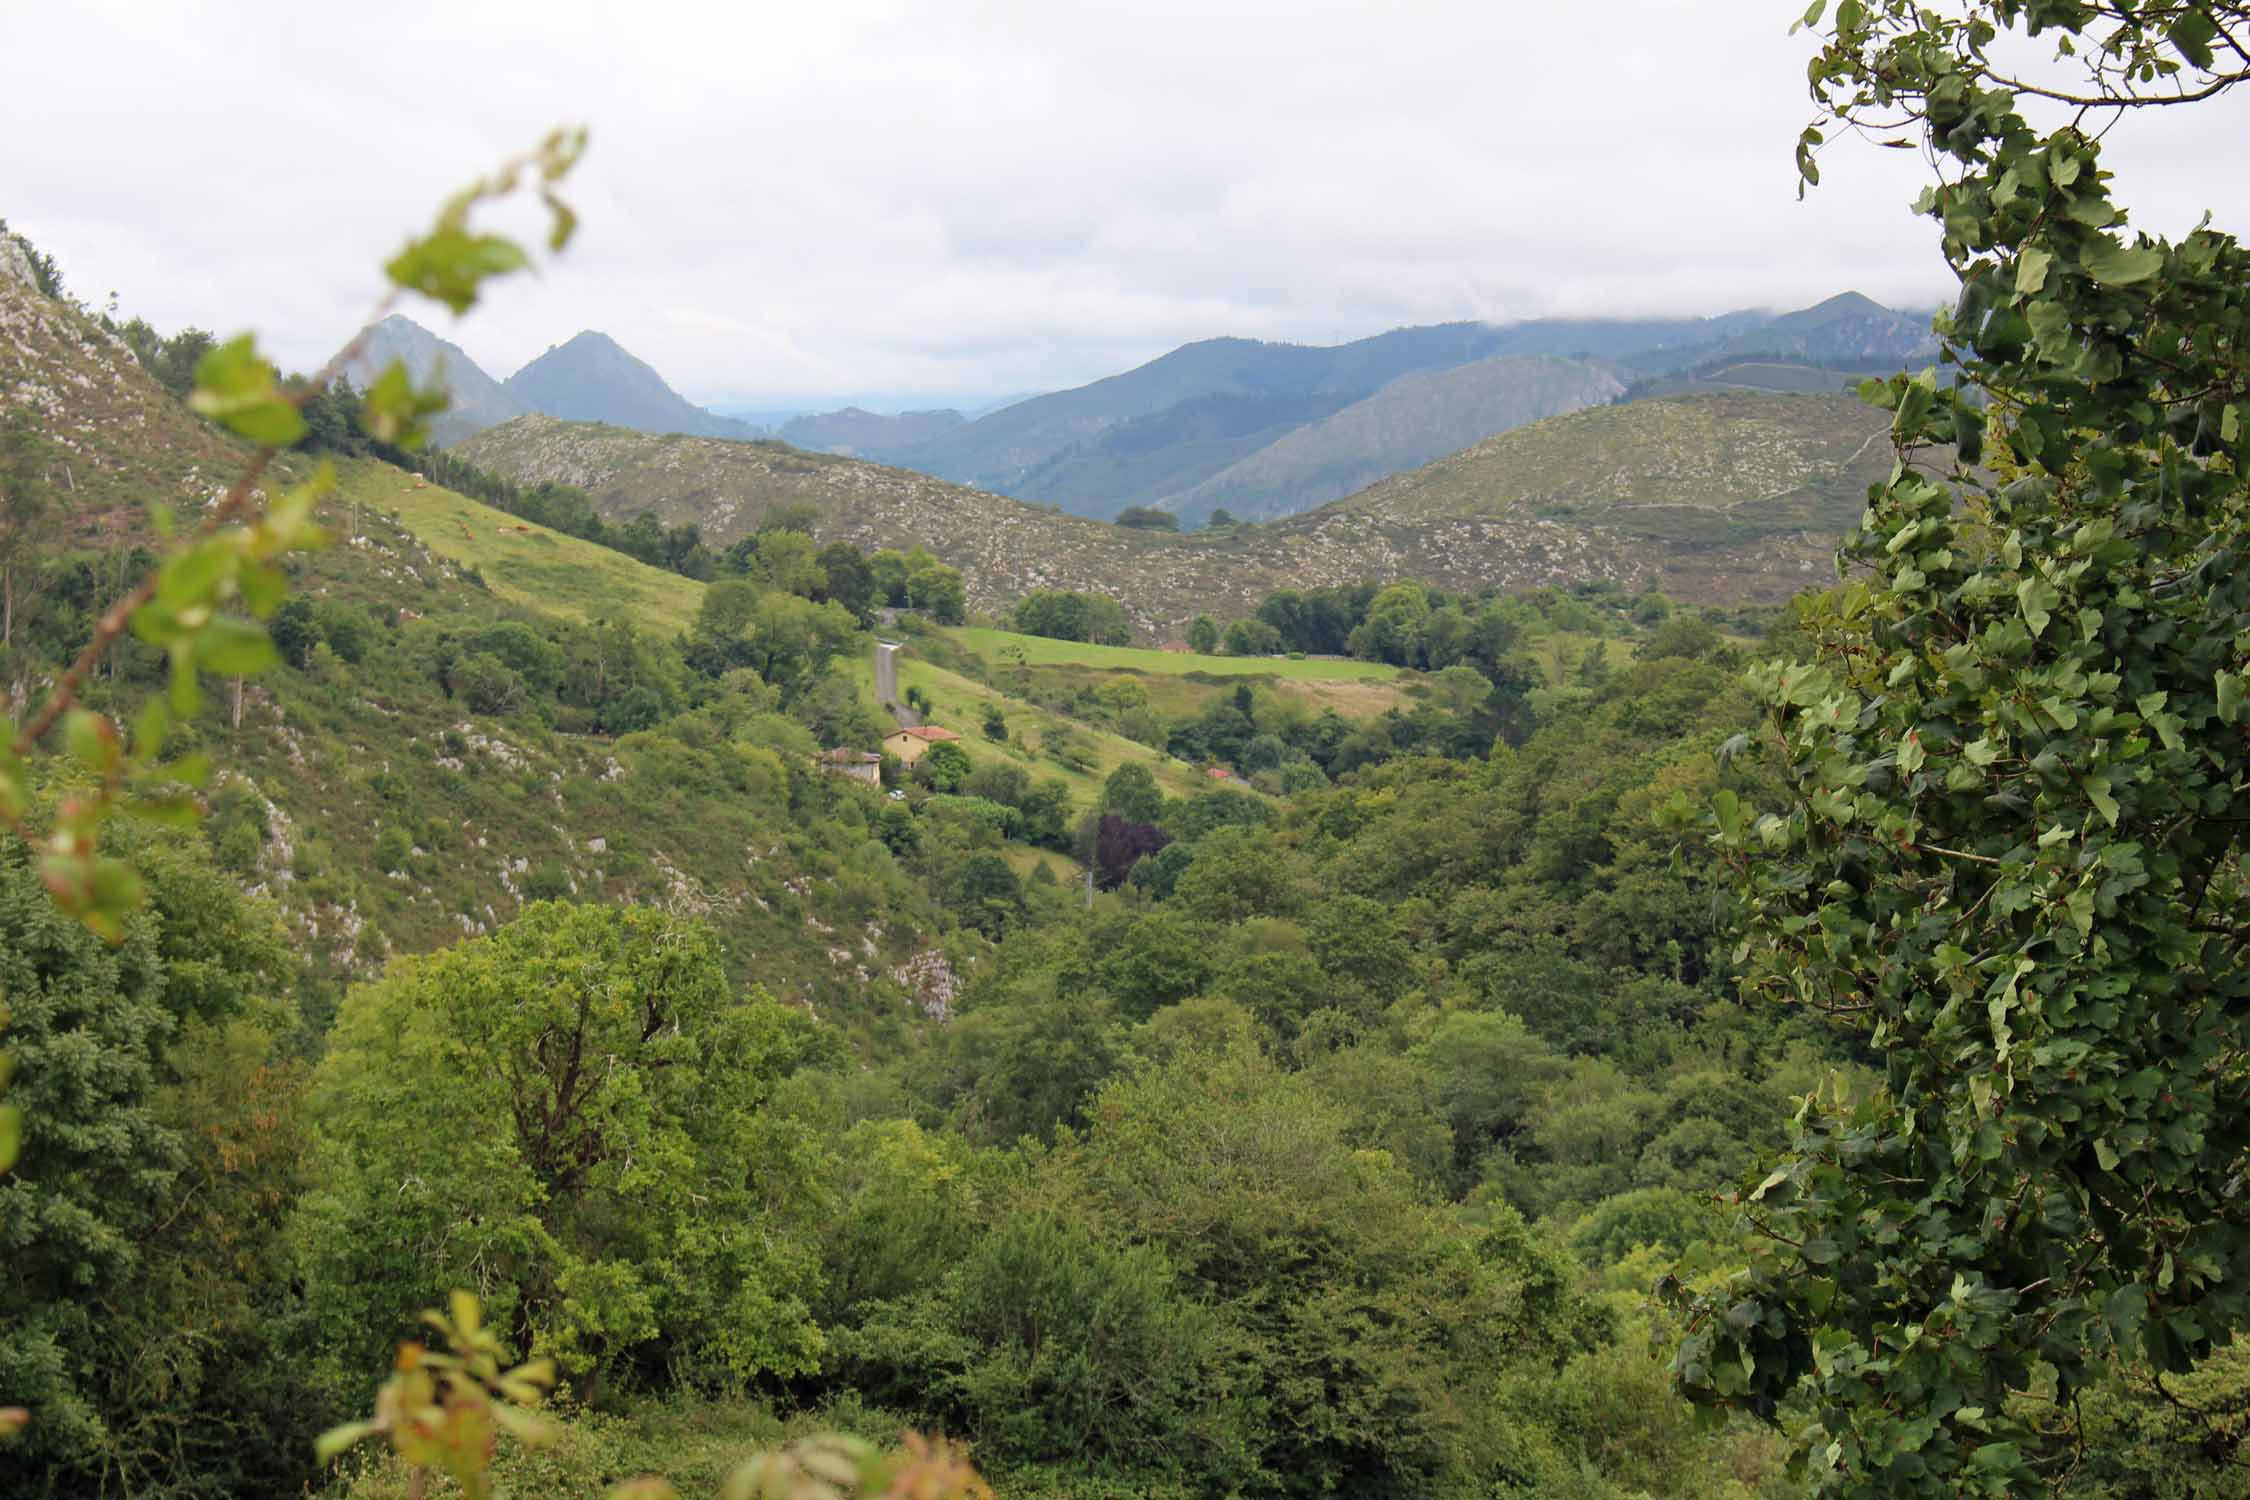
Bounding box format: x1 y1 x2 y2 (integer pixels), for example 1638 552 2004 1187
0 255 979 1038
1271 388 1901 601
459 390 1900 620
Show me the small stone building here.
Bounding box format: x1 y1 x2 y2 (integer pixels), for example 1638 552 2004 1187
817 748 882 784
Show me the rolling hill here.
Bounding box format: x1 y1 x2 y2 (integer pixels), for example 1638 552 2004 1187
455 385 1905 625
777 405 967 458
1302 388 1903 600
1164 355 1625 524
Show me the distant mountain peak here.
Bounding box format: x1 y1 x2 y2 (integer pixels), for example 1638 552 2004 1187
336 314 527 447
503 331 754 442
1800 290 1896 319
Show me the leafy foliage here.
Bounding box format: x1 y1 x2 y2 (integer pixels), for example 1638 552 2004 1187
1665 4 2250 1494
298 903 829 1402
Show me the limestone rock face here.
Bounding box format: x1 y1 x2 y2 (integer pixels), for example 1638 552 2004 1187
0 235 36 292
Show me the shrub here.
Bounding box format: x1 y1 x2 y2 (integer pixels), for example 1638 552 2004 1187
372 825 412 874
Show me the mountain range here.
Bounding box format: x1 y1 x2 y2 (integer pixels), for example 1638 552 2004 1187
8 222 1916 645
338 318 757 445
342 290 1934 533
879 292 1934 520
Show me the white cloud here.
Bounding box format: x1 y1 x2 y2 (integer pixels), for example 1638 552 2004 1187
5 0 2244 405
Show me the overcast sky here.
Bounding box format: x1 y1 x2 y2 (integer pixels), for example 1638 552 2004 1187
6 1 2245 409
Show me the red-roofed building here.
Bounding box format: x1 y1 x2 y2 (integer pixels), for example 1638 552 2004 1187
882 724 962 766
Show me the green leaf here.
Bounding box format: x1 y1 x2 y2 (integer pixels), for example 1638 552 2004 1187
0 1103 19 1175
194 616 280 677
541 189 579 252
157 539 233 612
2015 247 2052 295
64 710 120 776
239 564 289 618
2019 576 2057 637
2087 775 2119 827
2082 240 2164 287
186 335 307 447
1895 375 1937 436
1969 1442 2023 1474
133 698 170 759
314 1421 377 1465
170 640 204 718
2219 671 2245 724
362 359 450 449
2170 9 2218 69
385 228 532 315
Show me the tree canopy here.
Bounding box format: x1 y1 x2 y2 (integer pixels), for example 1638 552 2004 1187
1666 4 2250 1494
298 903 829 1403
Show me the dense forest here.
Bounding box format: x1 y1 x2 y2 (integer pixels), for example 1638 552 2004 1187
6 3 2250 1498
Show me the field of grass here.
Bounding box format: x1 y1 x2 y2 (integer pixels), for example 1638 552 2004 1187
845 648 1208 811
336 460 704 637
950 626 1401 681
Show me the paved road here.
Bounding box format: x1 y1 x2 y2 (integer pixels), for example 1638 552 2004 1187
874 641 919 727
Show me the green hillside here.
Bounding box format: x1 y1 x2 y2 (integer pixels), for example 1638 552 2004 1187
1166 354 1625 525
1276 389 1909 602
0 263 986 1044
332 459 704 635
458 390 1906 624
947 625 1398 680
843 647 1210 808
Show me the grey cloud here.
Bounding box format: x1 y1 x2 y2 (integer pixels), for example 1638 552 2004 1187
4 0 2243 406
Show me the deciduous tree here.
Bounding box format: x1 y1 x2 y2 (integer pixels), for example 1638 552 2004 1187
1668 4 2250 1492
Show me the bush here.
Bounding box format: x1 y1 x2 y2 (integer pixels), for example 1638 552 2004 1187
521 860 572 901
373 825 412 874
835 1213 1246 1482
452 651 525 715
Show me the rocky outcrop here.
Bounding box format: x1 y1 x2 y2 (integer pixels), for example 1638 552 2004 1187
0 235 36 292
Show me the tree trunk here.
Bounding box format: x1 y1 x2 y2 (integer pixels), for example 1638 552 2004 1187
230 676 245 730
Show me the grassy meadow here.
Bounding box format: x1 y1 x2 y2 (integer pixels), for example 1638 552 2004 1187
844 648 1209 809
949 625 1400 679
336 460 706 637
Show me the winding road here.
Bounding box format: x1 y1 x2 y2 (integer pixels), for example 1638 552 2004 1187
874 641 919 727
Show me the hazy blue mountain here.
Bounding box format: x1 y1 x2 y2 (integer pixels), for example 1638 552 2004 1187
504 331 758 440
963 391 1044 419
1705 291 1938 366
777 406 967 459
1167 355 1626 525
884 311 1783 514
338 314 530 446
1003 390 1369 518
